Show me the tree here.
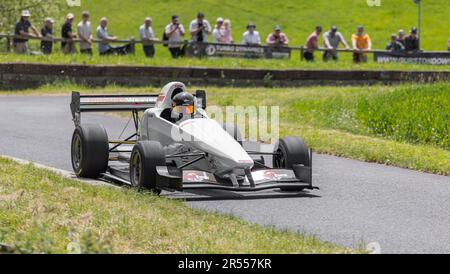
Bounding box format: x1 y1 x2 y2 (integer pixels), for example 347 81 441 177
0 0 64 34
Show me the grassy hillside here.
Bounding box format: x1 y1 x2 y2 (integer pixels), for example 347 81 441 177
0 157 355 254
61 0 449 50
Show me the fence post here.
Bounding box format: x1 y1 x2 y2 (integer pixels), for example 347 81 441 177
300 46 304 61
129 37 136 55
6 36 11 52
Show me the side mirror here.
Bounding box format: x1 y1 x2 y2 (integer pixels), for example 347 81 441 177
195 90 207 110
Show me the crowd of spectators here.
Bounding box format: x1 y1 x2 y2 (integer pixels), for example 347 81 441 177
385 27 420 53
11 9 447 61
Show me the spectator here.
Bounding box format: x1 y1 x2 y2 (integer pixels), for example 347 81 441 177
212 17 224 43
404 27 420 52
266 25 289 46
242 22 261 46
13 10 40 54
397 29 406 47
189 12 212 42
386 34 405 52
40 18 54 55
322 26 349 61
221 19 233 44
77 11 93 55
303 26 322 61
61 13 77 54
351 25 372 63
140 17 158 58
165 15 185 58
96 17 131 55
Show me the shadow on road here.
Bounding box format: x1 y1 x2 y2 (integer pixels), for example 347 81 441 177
164 189 321 202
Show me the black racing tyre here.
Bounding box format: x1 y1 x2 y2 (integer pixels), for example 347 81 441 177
130 141 165 194
71 124 109 178
222 123 243 146
273 136 311 191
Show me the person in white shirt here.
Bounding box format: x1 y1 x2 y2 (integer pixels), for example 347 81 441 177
189 12 211 43
77 11 93 54
242 22 261 46
165 15 185 58
139 17 158 58
212 17 224 43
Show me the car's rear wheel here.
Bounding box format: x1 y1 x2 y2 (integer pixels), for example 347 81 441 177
130 141 165 194
273 136 311 191
222 123 243 146
71 124 109 178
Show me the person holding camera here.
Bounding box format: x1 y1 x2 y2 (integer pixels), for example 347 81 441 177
266 25 289 46
404 27 420 53
189 12 212 43
165 15 186 58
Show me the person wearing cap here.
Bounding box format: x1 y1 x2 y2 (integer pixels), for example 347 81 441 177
13 10 40 54
386 34 405 52
189 12 212 42
140 17 158 57
303 26 322 61
351 25 372 63
40 18 54 55
165 15 186 58
242 22 261 46
404 27 420 52
322 26 349 61
77 11 93 55
266 25 289 46
61 13 77 54
212 17 224 43
397 29 406 47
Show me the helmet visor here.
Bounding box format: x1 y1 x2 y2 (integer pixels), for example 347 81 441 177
173 105 194 115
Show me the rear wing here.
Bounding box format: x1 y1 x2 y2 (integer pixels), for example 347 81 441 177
70 91 158 126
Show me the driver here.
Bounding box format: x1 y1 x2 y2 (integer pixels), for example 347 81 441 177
171 91 195 123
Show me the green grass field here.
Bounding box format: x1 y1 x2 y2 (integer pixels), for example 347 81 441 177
62 0 449 51
0 157 356 254
0 0 449 70
2 82 448 175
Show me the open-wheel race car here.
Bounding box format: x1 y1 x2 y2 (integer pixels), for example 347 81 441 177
70 82 316 194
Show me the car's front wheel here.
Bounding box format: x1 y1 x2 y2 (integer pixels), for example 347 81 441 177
130 141 165 194
273 136 311 191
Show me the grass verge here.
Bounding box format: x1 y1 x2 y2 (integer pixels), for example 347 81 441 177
0 157 354 254
1 52 450 72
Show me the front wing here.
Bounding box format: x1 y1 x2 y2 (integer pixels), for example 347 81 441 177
157 166 314 192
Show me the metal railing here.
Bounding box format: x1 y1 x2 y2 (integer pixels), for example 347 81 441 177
1 33 448 60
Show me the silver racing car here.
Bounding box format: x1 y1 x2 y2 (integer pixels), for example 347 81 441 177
70 82 315 194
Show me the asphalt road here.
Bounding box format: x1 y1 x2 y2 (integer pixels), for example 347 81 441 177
0 95 449 253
